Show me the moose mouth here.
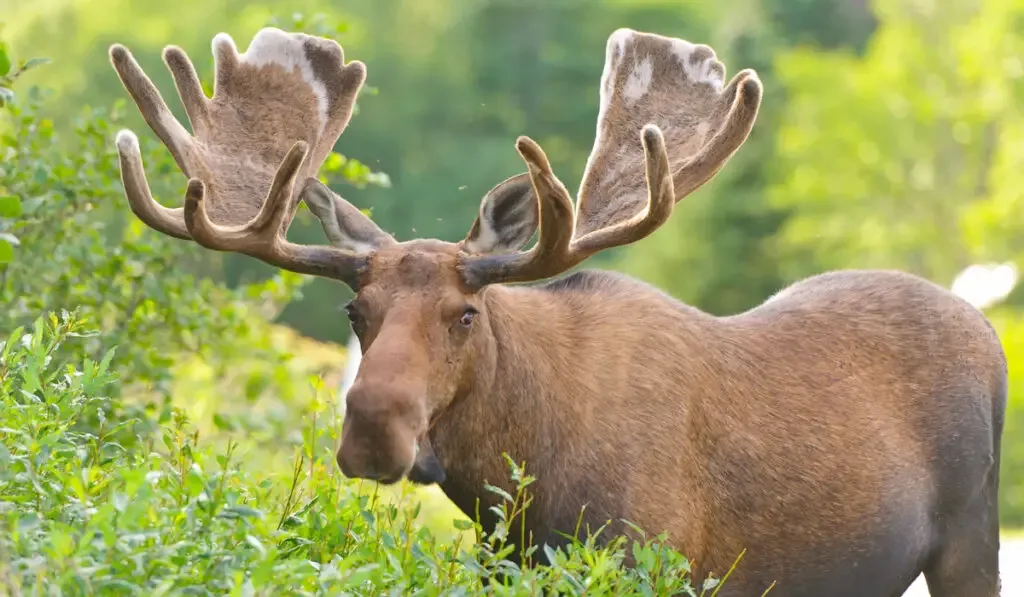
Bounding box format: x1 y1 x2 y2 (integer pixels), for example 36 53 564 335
406 437 447 485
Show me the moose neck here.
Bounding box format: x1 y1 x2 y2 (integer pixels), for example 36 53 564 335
427 273 677 554
431 282 567 460
426 281 584 539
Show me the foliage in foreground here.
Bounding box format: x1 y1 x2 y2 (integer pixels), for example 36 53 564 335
0 314 729 596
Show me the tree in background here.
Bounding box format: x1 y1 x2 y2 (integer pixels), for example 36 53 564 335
770 0 1024 284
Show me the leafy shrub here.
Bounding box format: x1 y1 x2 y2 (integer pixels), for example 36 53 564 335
0 313 716 596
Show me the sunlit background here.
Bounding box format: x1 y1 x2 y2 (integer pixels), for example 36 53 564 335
1 0 1022 593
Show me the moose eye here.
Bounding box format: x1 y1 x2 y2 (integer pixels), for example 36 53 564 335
458 307 478 327
344 301 364 328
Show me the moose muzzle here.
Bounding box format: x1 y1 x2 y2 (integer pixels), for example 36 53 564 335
337 382 424 484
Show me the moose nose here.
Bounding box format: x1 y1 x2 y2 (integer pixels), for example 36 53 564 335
337 386 420 484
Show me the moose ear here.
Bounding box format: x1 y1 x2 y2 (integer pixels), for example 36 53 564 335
463 173 539 255
302 178 395 252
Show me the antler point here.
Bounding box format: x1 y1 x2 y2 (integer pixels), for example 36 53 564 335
640 124 664 147
211 32 237 54
114 129 140 154
108 44 130 63
185 179 205 201
161 45 184 59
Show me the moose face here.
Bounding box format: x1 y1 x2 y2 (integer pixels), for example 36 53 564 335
335 240 489 484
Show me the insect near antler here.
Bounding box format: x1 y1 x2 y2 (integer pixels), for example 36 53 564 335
111 28 1005 597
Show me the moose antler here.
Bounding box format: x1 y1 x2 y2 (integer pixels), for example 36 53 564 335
110 28 392 286
460 28 762 286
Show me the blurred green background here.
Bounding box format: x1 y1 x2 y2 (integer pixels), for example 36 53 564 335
3 0 1024 528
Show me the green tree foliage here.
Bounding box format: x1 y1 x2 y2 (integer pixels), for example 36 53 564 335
770 0 1024 283
770 0 1024 525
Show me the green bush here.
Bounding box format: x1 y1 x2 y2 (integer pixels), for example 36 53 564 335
0 313 715 595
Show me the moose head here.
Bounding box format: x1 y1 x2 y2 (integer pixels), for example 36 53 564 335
108 27 760 484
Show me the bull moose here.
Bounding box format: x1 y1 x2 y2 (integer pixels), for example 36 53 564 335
107 25 1005 596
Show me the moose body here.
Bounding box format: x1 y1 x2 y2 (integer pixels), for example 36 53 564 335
421 266 1005 596
107 25 1005 596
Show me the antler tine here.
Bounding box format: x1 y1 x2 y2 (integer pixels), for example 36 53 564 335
109 44 198 177
162 44 211 136
459 28 761 288
459 131 671 287
459 137 576 287
115 130 191 240
184 141 368 286
184 141 307 252
570 123 676 256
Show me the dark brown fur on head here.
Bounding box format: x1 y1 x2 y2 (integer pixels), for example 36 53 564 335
110 26 1006 597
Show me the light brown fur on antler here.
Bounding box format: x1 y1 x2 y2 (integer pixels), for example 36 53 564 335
458 29 762 287
110 27 380 281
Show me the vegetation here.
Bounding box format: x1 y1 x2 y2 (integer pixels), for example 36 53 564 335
1 0 1023 593
1 313 730 594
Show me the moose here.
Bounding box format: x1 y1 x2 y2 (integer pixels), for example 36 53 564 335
108 26 1005 597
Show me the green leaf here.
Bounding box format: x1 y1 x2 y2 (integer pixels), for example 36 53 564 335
0 86 13 106
482 482 513 504
21 57 51 73
0 196 23 218
0 44 10 77
0 238 12 263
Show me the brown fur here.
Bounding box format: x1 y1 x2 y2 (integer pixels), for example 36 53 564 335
342 245 1005 596
111 27 1006 597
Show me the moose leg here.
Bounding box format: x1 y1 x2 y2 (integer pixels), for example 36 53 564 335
922 467 1001 596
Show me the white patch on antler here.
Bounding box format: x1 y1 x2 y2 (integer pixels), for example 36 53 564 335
669 38 724 91
115 129 140 156
225 28 331 136
622 56 653 104
608 28 633 58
